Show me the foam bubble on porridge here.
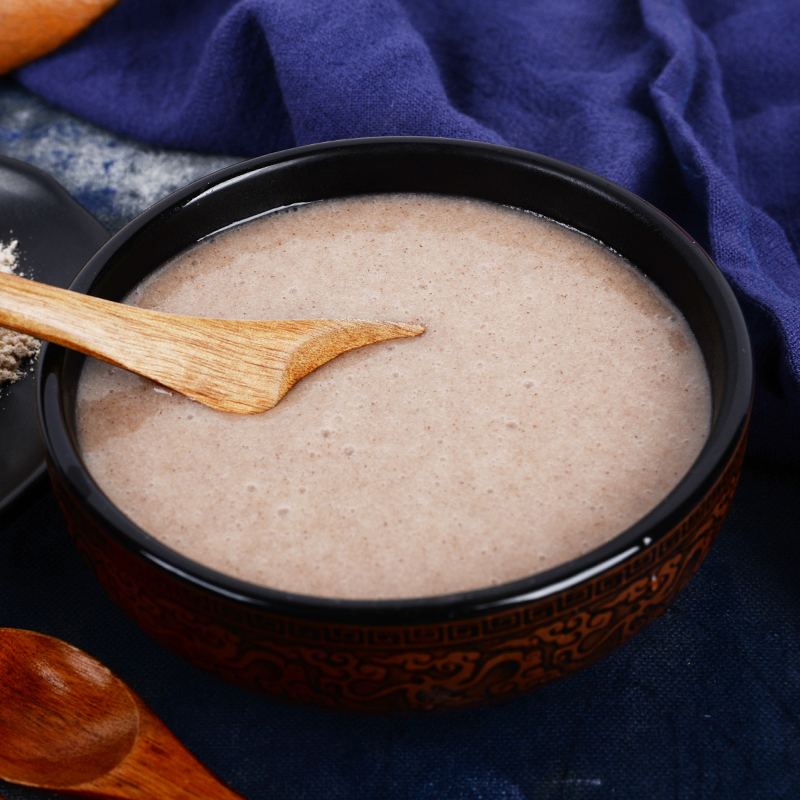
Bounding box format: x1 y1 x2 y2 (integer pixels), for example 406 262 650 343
76 195 711 599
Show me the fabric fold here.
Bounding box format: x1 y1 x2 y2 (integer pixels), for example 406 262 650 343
641 0 800 464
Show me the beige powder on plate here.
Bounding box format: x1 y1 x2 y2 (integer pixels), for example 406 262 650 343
76 195 712 600
1 239 41 386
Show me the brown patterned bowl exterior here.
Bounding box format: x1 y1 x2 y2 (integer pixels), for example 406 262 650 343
38 138 753 712
48 434 746 712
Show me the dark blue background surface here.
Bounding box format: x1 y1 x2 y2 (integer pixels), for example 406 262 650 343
1 0 800 795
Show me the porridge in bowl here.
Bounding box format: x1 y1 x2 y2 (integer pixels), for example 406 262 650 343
75 193 711 600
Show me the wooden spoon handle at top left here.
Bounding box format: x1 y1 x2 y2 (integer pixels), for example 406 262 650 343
0 0 122 75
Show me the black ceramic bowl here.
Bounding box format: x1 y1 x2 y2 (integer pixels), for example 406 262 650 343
38 138 752 712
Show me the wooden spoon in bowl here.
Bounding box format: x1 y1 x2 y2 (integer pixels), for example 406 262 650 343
0 271 424 413
0 628 246 800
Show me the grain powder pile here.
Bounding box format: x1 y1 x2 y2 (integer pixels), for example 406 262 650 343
1 240 40 386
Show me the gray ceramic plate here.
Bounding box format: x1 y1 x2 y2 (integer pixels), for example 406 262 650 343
0 155 108 524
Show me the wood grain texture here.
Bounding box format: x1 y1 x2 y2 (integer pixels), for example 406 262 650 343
0 629 246 800
0 0 121 75
0 271 424 413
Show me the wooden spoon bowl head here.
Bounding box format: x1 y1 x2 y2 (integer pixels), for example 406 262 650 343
0 628 138 788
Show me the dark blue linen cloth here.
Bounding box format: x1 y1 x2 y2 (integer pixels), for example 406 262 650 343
15 0 800 465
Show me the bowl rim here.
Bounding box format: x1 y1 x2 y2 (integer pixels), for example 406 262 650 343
37 136 753 625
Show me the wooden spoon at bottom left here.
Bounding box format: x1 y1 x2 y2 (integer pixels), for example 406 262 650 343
0 628 247 800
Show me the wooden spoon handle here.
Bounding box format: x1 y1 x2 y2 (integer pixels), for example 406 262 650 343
0 0 122 75
63 695 248 800
0 271 303 411
0 271 163 365
0 269 309 385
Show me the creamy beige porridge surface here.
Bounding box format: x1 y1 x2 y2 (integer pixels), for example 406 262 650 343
76 194 711 599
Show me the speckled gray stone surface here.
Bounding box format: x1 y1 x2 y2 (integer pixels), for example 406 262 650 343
0 77 239 234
